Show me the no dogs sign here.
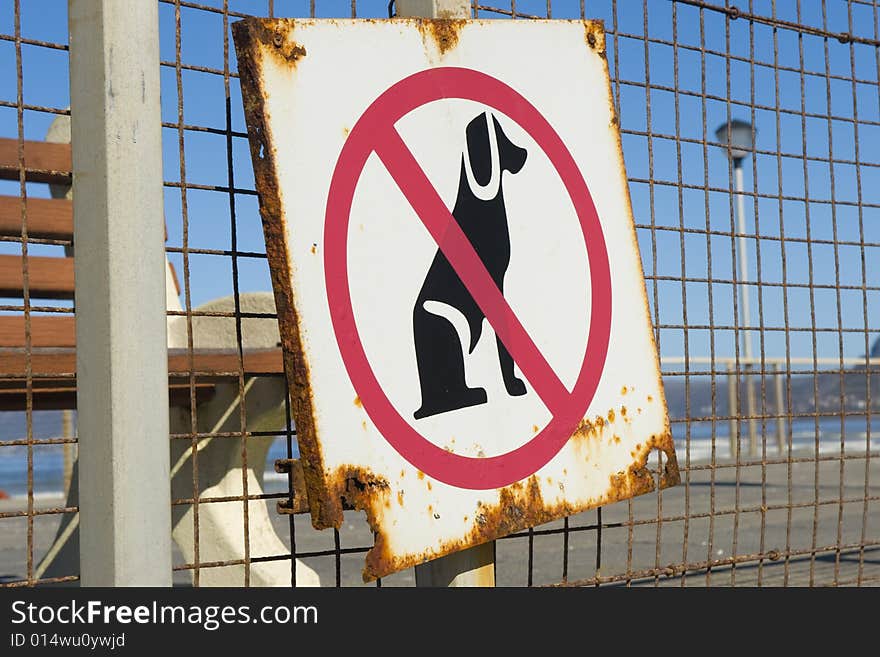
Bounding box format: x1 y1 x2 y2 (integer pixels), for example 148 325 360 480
234 18 679 580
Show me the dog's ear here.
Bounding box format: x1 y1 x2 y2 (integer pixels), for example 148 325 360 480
463 112 501 201
492 115 527 175
465 112 493 187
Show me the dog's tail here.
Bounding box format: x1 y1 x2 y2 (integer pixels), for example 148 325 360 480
422 300 483 355
466 314 482 354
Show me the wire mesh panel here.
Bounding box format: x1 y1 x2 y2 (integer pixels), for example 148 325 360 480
156 0 398 588
159 0 879 587
473 0 880 587
0 0 77 587
0 0 877 587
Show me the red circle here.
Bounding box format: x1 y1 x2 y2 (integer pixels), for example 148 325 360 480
324 67 611 490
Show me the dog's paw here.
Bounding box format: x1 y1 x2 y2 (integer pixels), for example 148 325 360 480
505 377 527 397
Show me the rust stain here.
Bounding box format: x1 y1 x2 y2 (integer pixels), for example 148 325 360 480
614 435 621 444
332 394 677 581
607 408 616 423
621 386 628 395
310 243 317 254
353 395 362 408
532 424 539 433
621 406 627 417
273 458 312 515
362 475 566 580
322 464 391 527
607 463 654 505
231 17 339 529
592 11 674 499
583 20 607 59
361 420 367 430
271 29 307 66
360 415 679 579
608 431 681 503
567 416 610 456
569 418 594 442
240 18 308 68
359 420 678 580
342 126 350 137
426 480 432 491
416 19 466 56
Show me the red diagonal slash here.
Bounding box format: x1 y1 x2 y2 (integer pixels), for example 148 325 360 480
372 125 570 417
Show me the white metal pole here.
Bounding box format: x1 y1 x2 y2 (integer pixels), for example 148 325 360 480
69 0 172 585
735 164 752 363
735 163 758 457
395 0 495 588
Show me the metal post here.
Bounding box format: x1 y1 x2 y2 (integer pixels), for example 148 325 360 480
734 165 752 363
61 409 74 496
396 0 494 589
727 361 738 459
734 164 758 457
69 0 172 585
774 363 786 455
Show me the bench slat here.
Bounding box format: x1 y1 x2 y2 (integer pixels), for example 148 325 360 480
167 348 285 377
0 254 75 299
0 138 72 185
0 315 76 347
0 348 284 410
0 347 285 378
0 196 73 240
0 383 216 412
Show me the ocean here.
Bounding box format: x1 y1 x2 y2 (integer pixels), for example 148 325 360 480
1 411 878 498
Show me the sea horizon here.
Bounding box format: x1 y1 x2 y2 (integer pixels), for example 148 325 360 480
2 412 878 499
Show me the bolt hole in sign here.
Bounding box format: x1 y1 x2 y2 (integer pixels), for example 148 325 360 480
233 18 679 581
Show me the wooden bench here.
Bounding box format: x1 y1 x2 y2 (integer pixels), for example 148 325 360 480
0 120 318 587
0 136 283 409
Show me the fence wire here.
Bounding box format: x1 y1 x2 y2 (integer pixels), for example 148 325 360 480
1 0 878 587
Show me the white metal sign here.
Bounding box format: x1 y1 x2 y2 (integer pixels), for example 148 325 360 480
234 17 679 580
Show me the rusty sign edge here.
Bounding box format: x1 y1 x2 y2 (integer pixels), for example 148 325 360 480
232 18 337 532
232 17 679 582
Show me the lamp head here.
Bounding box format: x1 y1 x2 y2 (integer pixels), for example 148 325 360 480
715 118 755 165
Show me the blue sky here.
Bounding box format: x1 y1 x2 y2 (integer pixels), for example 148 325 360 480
2 0 879 368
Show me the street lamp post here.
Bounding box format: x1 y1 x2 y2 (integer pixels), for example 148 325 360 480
716 119 758 458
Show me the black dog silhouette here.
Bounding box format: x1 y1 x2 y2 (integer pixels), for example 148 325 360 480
413 112 528 420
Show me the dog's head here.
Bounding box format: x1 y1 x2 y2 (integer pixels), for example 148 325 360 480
462 111 527 201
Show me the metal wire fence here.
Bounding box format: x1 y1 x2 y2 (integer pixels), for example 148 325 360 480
1 0 878 587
